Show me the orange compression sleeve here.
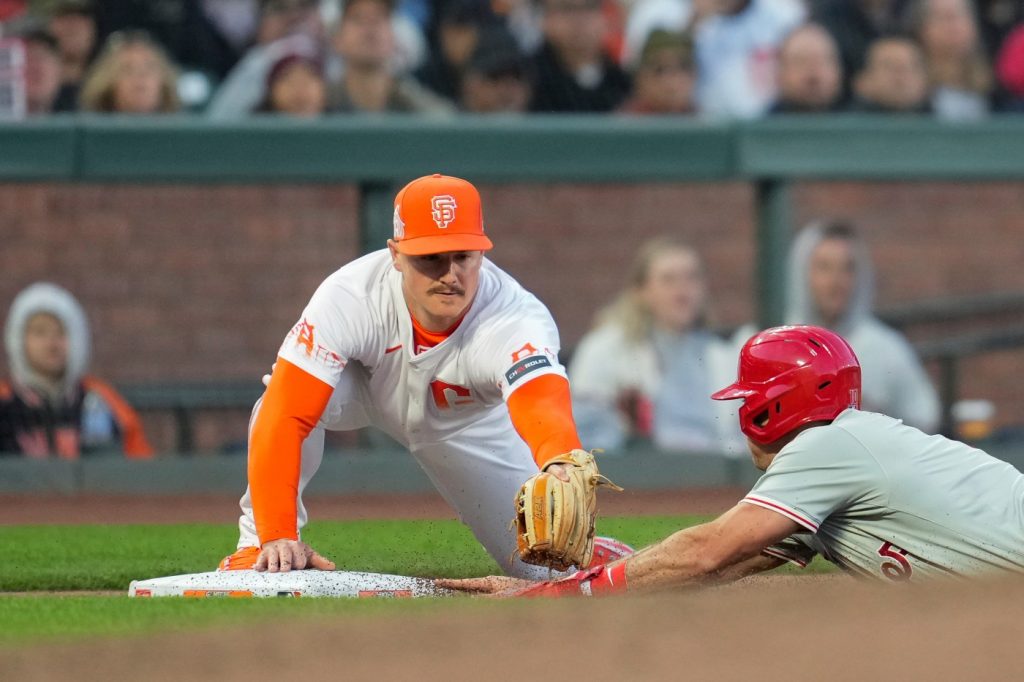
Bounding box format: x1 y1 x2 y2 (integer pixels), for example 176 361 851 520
506 374 584 468
248 357 335 545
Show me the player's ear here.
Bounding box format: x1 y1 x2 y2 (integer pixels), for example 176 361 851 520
386 240 403 271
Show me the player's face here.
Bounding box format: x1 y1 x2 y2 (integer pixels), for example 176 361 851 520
808 238 856 326
639 248 705 333
23 312 68 381
389 245 483 331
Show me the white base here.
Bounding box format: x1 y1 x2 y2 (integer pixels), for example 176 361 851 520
128 570 453 598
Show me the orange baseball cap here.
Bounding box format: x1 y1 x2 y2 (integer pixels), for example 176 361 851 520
391 174 494 255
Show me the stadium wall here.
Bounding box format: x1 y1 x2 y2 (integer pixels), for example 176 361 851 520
1 119 1022 452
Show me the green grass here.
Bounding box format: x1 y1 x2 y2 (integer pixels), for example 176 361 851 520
0 515 831 643
0 516 711 593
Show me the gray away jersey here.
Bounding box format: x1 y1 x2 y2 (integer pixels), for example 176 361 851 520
745 409 1024 581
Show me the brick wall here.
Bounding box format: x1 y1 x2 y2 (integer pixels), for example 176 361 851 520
1 181 1021 451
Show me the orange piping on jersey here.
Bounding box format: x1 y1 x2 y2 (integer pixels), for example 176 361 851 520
81 376 154 459
248 357 334 545
506 374 583 468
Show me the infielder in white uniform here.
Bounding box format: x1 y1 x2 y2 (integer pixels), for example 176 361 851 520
442 325 1024 596
219 173 629 580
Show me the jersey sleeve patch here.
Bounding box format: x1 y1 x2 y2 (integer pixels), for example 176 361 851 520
504 354 552 386
278 316 349 387
742 495 821 533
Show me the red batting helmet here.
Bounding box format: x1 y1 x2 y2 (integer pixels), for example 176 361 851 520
711 325 861 445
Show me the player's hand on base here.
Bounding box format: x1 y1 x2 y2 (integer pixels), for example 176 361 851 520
255 539 336 573
434 575 534 597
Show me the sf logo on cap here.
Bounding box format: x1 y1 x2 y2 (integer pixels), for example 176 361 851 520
431 195 457 229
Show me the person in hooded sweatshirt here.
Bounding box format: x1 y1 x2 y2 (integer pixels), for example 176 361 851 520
0 283 153 458
778 220 940 432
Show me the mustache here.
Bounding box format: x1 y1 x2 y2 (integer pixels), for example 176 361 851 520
429 285 465 296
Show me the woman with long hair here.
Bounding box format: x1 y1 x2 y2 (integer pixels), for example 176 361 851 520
569 237 743 455
79 30 180 113
905 0 994 119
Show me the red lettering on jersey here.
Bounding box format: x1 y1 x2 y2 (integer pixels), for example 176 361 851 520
511 343 538 363
430 380 474 409
295 319 315 356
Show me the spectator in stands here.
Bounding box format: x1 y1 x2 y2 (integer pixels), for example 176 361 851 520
0 283 153 459
813 0 905 98
767 22 844 114
619 29 696 115
913 0 991 119
460 27 532 113
905 0 993 120
20 28 63 115
691 0 806 119
529 0 631 112
569 238 744 455
329 0 452 113
47 1 98 111
850 35 931 113
91 0 239 80
416 0 496 102
200 0 261 58
257 52 326 116
255 0 322 46
79 30 181 113
783 221 940 432
977 0 1024 63
623 0 804 116
206 0 326 118
996 23 1024 110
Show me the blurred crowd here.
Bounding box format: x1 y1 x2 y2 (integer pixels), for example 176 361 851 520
0 0 1022 119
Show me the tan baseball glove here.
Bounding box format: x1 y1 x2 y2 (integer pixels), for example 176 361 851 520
514 449 623 571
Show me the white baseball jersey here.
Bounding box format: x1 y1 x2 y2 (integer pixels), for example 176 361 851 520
746 409 1024 580
235 249 568 579
276 249 566 446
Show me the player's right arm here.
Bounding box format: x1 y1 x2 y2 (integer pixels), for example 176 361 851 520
246 278 373 572
248 358 335 572
617 503 800 590
438 504 795 596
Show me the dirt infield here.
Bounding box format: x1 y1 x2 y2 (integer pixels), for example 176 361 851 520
0 488 746 525
5 576 1024 681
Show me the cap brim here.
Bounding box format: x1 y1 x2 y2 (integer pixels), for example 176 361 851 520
393 234 494 255
710 383 757 401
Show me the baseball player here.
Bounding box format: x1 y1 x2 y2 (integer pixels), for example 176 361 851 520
218 173 629 579
442 325 1024 596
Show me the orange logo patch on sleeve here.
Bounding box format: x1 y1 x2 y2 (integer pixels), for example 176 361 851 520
295 319 315 356
511 343 538 363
